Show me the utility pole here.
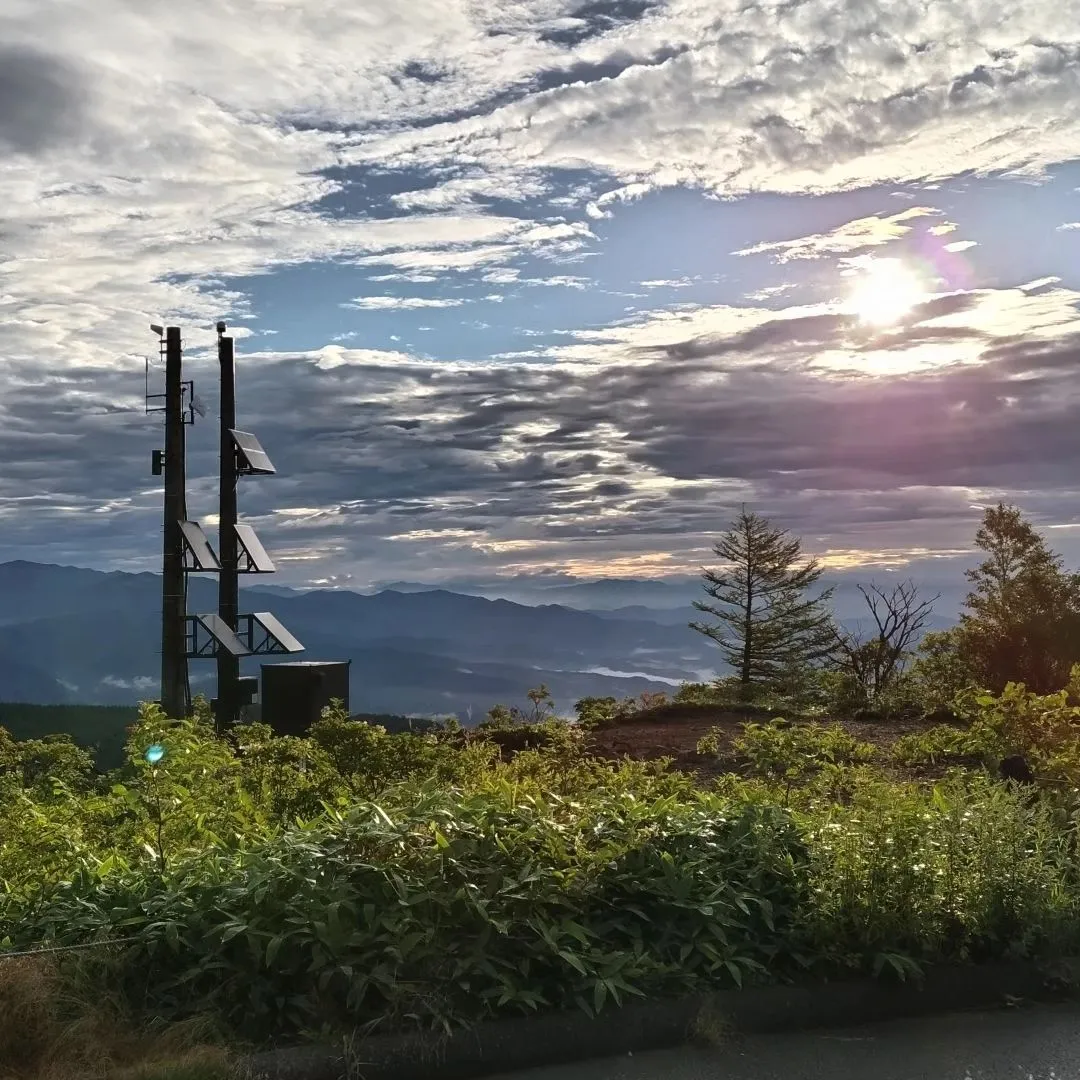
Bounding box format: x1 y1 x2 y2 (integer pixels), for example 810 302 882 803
160 326 189 718
216 327 240 734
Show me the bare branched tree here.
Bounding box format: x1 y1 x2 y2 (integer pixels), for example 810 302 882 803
834 580 939 702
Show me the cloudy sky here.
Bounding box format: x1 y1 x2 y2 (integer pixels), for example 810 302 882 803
3 0 1080 593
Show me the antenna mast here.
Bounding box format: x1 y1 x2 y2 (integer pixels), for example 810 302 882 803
147 321 304 730
216 326 240 732
159 326 189 718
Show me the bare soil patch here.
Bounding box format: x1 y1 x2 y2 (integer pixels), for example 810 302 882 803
585 705 969 784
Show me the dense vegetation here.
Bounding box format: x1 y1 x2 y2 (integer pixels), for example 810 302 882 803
5 682 1080 1056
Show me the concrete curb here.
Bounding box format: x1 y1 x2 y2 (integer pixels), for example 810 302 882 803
245 960 1072 1080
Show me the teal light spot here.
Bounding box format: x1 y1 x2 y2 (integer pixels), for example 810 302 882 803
145 744 165 764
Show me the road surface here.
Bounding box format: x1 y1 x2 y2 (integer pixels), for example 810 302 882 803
487 1001 1080 1080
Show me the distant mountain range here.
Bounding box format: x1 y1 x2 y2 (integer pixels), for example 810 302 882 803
374 576 706 611
0 561 721 717
0 561 961 719
372 571 967 623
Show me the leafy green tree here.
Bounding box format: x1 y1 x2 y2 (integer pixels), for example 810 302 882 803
906 627 981 712
0 728 95 798
691 510 836 694
958 504 1080 693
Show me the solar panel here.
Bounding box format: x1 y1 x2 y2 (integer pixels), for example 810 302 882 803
246 612 305 654
234 523 275 573
195 613 252 657
230 429 275 475
179 521 221 571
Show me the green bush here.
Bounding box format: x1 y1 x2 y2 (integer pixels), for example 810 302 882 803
890 725 979 768
800 773 1080 971
11 788 809 1039
673 683 725 706
5 684 1080 1049
734 720 875 782
906 629 983 714
573 692 671 730
0 703 139 770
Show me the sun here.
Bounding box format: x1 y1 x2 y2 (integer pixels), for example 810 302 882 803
848 257 926 326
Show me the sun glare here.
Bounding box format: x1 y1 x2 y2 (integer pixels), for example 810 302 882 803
848 258 926 326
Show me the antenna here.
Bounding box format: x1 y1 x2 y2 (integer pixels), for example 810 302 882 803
158 326 189 719
143 319 303 731
209 326 302 733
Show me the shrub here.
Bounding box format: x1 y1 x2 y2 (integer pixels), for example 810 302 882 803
673 683 726 706
695 729 722 757
308 704 478 797
890 725 979 769
10 788 810 1039
734 720 875 783
573 695 636 730
573 692 671 731
906 628 982 713
800 774 1080 971
7 680 1080 1052
950 676 1080 787
483 686 558 729
0 729 97 797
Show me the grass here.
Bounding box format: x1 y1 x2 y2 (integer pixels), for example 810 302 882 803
0 956 234 1080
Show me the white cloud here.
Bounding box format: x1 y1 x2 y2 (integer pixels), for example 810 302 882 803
5 0 1079 383
1020 276 1061 294
344 296 466 310
349 12 1080 200
308 345 416 369
735 208 940 262
1059 222 1080 231
585 182 654 220
368 272 440 283
390 172 549 211
943 240 978 253
744 283 797 302
640 277 696 288
482 268 521 284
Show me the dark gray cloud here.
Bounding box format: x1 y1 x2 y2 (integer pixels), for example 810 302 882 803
5 286 1080 585
0 46 85 154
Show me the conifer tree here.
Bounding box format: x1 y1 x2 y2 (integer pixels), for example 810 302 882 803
691 510 836 691
959 503 1080 692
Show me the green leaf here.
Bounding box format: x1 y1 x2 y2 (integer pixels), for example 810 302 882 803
557 949 587 975
265 934 286 968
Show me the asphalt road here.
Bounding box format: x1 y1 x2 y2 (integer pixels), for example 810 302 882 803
487 1001 1080 1080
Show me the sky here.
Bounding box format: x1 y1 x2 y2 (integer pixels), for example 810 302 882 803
3 0 1080 595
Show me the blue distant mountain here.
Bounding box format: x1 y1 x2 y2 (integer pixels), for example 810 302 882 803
0 561 717 716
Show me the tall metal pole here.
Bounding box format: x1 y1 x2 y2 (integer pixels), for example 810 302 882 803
216 330 239 734
161 326 189 719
